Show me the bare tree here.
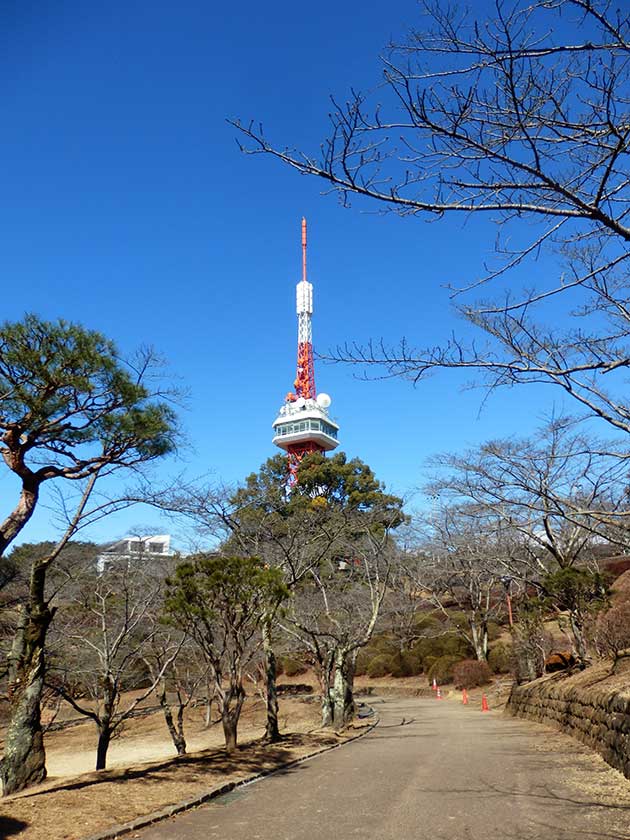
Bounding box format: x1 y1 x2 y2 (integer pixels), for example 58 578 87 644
49 558 180 771
143 630 208 756
1 477 158 792
233 2 630 438
407 506 508 661
425 418 622 663
595 599 630 664
236 1 630 246
282 507 398 729
382 546 439 657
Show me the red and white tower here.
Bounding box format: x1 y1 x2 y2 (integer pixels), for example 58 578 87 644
272 218 339 483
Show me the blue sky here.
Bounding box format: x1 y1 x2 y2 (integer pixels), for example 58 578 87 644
1 0 575 546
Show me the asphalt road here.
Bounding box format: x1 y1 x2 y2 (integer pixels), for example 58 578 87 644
135 696 630 840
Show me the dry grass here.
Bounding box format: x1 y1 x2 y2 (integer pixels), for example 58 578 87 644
0 694 361 840
1 731 346 840
530 657 630 698
531 727 630 810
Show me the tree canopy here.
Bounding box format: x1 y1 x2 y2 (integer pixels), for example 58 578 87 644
234 452 405 525
0 314 178 556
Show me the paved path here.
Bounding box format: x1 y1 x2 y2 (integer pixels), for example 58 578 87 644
136 697 630 839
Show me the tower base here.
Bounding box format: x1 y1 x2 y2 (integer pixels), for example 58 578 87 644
287 441 324 486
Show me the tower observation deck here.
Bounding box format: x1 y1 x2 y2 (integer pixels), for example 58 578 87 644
272 218 339 483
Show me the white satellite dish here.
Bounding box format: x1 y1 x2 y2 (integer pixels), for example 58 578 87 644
317 393 332 409
295 397 306 408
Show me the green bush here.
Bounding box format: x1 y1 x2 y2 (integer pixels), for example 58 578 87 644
370 635 399 656
426 655 461 685
376 650 423 678
387 656 406 678
413 633 471 671
488 642 513 674
452 659 492 690
487 621 503 642
414 614 441 633
423 654 437 674
354 647 376 676
400 650 423 677
358 628 468 680
281 656 308 677
367 654 393 678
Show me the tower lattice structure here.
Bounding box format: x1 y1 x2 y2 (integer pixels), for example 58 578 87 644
272 218 340 483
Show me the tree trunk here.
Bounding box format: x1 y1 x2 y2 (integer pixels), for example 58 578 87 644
158 686 187 756
95 678 116 771
314 656 334 728
204 677 214 728
95 723 111 771
471 620 488 661
175 702 187 755
512 621 544 683
343 651 357 723
262 622 280 742
222 713 238 753
221 684 245 753
0 476 40 557
1 610 47 795
1 565 53 796
569 612 589 668
519 643 539 683
332 648 355 732
321 693 333 728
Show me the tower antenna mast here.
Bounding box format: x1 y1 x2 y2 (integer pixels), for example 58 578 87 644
272 219 340 484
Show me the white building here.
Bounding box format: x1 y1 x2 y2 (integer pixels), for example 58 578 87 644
96 534 172 573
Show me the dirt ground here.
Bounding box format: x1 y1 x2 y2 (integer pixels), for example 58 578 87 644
42 692 312 779
2 649 624 840
0 691 359 840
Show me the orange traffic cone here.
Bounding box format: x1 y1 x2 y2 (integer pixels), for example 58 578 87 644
462 688 468 705
432 677 437 691
436 687 442 700
481 694 489 712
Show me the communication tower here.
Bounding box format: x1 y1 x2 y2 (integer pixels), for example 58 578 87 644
272 218 340 483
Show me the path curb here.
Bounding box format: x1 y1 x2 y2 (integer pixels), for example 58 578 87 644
82 716 379 840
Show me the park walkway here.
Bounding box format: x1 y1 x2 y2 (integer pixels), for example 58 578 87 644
135 695 630 839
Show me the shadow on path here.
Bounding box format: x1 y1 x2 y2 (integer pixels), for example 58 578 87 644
0 815 29 837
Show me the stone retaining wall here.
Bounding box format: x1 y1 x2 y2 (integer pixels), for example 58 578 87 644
507 674 630 779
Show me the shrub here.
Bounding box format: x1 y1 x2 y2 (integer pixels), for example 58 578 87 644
370 635 399 656
281 656 308 677
423 654 437 675
400 651 423 677
595 601 630 662
452 659 492 690
413 634 471 671
426 655 461 685
355 647 376 676
486 621 503 642
367 654 393 678
379 650 422 678
388 656 406 678
488 642 513 674
277 683 313 695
